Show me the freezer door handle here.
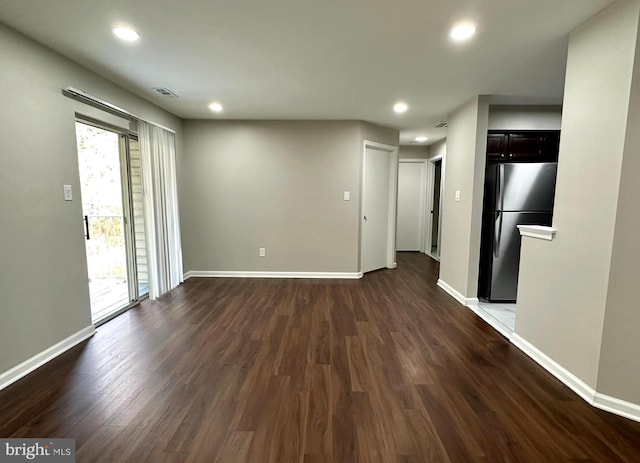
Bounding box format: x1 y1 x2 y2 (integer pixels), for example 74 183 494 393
494 211 502 258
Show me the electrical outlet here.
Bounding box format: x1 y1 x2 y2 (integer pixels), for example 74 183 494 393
63 185 73 201
455 190 461 202
343 191 351 201
259 247 266 257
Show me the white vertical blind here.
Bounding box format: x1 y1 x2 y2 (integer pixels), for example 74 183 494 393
138 121 183 299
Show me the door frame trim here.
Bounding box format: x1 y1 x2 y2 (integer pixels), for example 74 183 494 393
425 153 445 261
75 117 141 323
119 134 139 302
397 159 428 252
359 140 399 273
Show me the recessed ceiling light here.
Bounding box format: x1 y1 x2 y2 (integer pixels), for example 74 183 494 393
450 22 476 42
414 136 429 143
112 26 140 42
393 102 408 114
209 102 223 113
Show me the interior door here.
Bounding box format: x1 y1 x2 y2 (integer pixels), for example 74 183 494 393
396 162 425 251
361 147 392 273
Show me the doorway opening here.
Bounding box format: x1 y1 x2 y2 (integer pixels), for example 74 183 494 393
429 159 443 259
420 155 444 262
75 120 148 324
396 160 427 252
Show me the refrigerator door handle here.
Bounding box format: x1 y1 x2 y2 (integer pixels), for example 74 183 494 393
498 164 505 212
493 164 505 259
494 211 502 258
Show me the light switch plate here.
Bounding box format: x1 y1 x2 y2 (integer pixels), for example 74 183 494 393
455 190 461 202
63 185 73 201
343 191 351 201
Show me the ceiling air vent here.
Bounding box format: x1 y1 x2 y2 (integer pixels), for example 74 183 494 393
152 87 178 97
435 121 448 128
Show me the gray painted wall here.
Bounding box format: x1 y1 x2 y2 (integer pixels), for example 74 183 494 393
598 5 640 404
181 120 398 274
488 106 562 130
398 145 429 159
516 0 640 390
438 96 488 298
0 24 183 376
428 139 447 159
360 121 399 148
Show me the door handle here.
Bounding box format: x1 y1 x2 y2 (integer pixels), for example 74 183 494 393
363 216 368 222
498 164 505 212
84 215 90 240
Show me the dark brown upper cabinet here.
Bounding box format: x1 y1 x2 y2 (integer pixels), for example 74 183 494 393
486 133 508 161
507 133 540 160
486 130 560 162
539 132 561 161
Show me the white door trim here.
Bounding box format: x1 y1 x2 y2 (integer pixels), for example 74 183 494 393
425 154 445 261
398 159 428 252
360 140 399 272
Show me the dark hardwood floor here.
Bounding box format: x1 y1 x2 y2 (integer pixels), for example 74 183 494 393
2 252 640 462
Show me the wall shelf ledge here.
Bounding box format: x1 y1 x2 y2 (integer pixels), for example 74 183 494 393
518 225 557 241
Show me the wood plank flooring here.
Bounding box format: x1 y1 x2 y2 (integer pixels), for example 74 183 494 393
2 252 640 462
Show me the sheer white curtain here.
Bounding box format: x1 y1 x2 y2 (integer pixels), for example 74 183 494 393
138 121 183 299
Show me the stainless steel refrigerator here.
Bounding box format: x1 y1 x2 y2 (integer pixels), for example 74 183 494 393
478 162 558 302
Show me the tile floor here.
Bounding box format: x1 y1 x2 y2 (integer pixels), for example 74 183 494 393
477 301 516 334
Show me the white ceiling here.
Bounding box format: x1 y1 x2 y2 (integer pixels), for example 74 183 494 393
0 0 612 145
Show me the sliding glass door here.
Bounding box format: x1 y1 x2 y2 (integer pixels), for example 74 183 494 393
75 121 147 323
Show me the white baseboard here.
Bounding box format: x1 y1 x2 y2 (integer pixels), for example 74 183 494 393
510 333 640 423
436 281 592 399
0 325 96 391
593 392 640 423
510 333 596 404
425 251 440 262
436 280 640 423
436 279 478 306
436 280 508 338
184 270 363 280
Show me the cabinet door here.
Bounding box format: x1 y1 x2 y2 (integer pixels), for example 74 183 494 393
486 133 507 160
506 133 541 160
539 132 560 161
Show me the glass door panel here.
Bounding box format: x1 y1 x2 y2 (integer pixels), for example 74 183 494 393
76 122 131 322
